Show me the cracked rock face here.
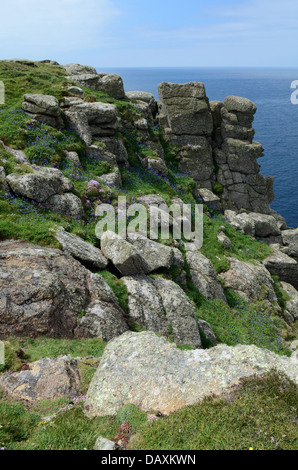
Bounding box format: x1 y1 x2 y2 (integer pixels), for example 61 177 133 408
84 331 298 417
219 257 277 303
0 240 128 340
22 94 64 128
186 251 226 302
122 274 202 348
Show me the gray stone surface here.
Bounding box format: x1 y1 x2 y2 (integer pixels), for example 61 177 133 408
94 436 117 451
84 331 298 417
0 240 128 340
280 282 298 321
55 228 108 269
22 94 64 128
126 233 175 272
6 165 74 203
101 231 151 275
281 229 298 261
219 257 277 303
0 356 80 403
63 63 97 75
46 193 84 218
263 248 298 290
186 251 226 302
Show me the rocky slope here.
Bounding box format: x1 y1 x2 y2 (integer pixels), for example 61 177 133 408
0 60 297 450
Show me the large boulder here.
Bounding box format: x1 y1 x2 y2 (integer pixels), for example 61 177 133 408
6 165 74 203
46 193 84 218
126 91 157 115
158 81 213 145
63 63 97 75
84 331 298 417
126 232 181 272
154 277 202 348
122 275 202 348
68 72 125 100
219 257 277 303
22 94 64 128
0 240 128 340
65 102 120 142
263 248 298 290
122 275 169 337
55 228 108 269
100 231 151 275
0 356 80 403
186 252 226 302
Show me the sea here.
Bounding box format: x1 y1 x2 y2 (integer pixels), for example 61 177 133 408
99 67 298 229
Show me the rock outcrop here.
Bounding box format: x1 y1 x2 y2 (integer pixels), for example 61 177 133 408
122 274 202 348
186 251 226 302
64 63 125 100
55 228 108 269
6 164 84 218
84 331 298 417
22 94 64 128
0 240 128 340
219 257 277 303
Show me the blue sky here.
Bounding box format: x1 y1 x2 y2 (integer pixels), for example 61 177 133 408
0 0 297 67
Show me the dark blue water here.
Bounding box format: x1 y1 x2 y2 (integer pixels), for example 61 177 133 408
101 67 298 228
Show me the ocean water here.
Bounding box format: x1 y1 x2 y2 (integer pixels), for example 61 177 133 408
100 67 298 229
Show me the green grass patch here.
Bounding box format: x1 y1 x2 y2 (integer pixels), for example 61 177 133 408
100 271 129 314
0 337 106 372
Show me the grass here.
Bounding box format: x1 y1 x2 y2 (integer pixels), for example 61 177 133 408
0 337 106 372
100 271 129 314
0 370 296 450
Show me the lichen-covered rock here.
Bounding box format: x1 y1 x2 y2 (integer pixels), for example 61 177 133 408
122 275 169 337
6 165 74 203
64 109 92 145
98 169 122 188
219 257 277 303
197 319 218 345
68 72 125 100
158 81 213 145
100 231 151 275
63 63 97 75
224 210 255 236
0 240 127 339
126 232 175 272
55 228 108 269
263 248 298 290
46 193 84 218
153 277 201 348
126 90 157 115
122 275 201 348
67 86 85 97
0 356 80 403
86 145 118 165
281 229 298 261
22 94 64 128
94 436 117 451
280 282 298 321
224 96 257 115
95 137 128 166
186 251 226 302
84 331 298 417
178 142 215 189
196 188 221 211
